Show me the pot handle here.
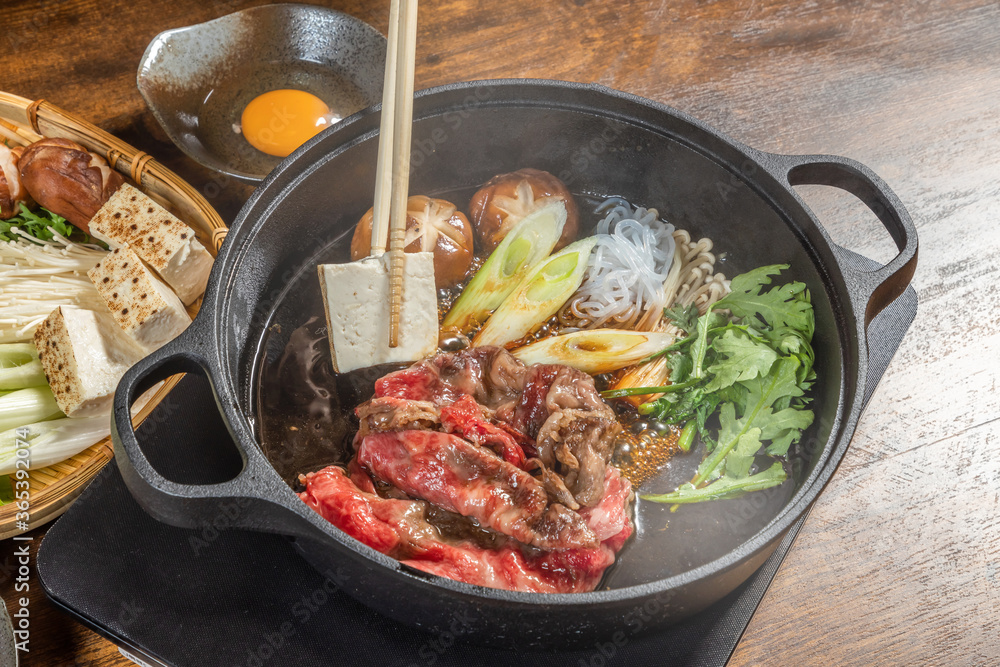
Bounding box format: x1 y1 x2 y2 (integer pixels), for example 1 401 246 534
765 152 918 326
111 324 318 539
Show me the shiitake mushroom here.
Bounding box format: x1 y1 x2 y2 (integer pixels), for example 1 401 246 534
0 144 33 219
17 138 125 231
468 168 579 254
350 195 475 289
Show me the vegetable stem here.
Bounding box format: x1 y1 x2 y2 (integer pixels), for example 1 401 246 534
691 369 781 485
642 462 787 504
601 379 698 399
677 420 696 452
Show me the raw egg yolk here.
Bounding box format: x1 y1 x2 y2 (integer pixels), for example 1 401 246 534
241 89 332 158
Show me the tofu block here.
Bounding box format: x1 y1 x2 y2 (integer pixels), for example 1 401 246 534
33 306 146 418
88 245 192 352
318 252 439 373
89 184 213 305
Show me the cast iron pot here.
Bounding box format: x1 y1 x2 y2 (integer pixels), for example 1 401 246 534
112 79 917 648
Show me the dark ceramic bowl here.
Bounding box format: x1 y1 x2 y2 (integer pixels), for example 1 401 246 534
137 3 386 183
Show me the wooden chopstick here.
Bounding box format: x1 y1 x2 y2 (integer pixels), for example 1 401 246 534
369 0 402 257
386 0 418 348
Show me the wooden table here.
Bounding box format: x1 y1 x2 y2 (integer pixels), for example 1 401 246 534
3 0 998 664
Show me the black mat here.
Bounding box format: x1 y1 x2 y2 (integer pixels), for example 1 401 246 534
36 279 916 667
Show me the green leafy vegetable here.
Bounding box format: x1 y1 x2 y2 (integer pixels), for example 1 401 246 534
663 303 700 334
0 203 105 247
623 264 816 505
642 462 788 505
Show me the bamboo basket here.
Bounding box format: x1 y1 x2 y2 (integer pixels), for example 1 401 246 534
0 91 227 538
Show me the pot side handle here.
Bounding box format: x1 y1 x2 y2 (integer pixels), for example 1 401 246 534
111 327 318 540
766 152 918 327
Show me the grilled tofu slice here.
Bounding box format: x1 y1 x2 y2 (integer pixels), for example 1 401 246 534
33 306 146 418
89 184 213 305
88 245 192 351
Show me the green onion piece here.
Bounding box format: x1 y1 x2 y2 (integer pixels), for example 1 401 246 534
442 202 567 333
0 386 63 433
511 329 676 374
0 476 13 505
473 236 598 347
0 343 47 390
0 415 109 475
601 378 699 399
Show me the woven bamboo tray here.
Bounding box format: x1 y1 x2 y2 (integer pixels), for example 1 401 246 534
0 91 227 539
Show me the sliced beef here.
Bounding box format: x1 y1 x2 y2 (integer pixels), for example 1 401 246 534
439 394 527 467
439 346 527 410
357 430 598 550
356 396 440 440
578 466 634 552
346 458 377 494
299 464 632 594
525 457 579 510
375 346 527 411
537 410 620 507
512 364 622 507
402 537 615 594
407 469 633 592
362 348 622 508
298 466 436 559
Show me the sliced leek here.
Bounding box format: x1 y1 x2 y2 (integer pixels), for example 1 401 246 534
443 202 567 333
0 415 108 475
0 386 62 433
473 237 598 347
0 343 47 390
511 329 676 374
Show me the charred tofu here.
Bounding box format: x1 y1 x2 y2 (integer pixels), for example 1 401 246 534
88 245 191 351
33 306 146 418
89 184 213 305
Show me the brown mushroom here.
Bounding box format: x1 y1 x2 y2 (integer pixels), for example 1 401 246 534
17 138 125 232
0 144 34 219
350 195 474 289
468 168 579 254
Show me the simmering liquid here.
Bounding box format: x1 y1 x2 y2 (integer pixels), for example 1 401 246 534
251 192 796 586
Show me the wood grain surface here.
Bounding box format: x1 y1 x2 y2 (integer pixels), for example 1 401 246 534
2 0 999 665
